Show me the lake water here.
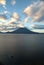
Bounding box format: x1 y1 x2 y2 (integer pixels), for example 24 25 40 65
0 34 44 65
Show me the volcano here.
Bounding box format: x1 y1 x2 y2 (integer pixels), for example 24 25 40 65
7 28 39 34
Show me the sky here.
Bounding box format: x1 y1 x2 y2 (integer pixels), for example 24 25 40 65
0 0 44 33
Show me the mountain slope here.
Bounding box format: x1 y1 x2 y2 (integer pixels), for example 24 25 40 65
7 28 39 34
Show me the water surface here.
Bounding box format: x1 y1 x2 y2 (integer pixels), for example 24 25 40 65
0 34 44 65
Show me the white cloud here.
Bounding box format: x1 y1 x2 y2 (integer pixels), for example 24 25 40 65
24 1 44 23
11 0 16 5
30 23 44 33
17 23 24 28
31 24 44 29
23 1 44 33
12 12 19 20
31 29 44 33
0 11 9 15
0 0 7 9
0 15 7 23
0 12 23 33
8 12 20 24
0 0 6 5
4 11 9 14
24 16 29 23
3 5 7 9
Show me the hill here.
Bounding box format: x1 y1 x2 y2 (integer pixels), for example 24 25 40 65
7 28 39 34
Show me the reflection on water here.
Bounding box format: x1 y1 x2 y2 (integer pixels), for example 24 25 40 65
0 34 44 65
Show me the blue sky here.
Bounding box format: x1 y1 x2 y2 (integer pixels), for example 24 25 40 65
0 0 44 33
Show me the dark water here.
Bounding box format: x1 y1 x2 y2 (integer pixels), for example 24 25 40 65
0 34 44 65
